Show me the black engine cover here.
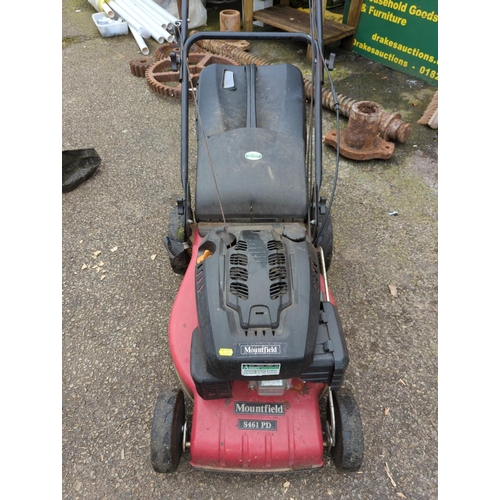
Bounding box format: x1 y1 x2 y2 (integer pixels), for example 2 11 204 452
195 226 321 380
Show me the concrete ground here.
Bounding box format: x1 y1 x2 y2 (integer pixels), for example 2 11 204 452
62 1 437 499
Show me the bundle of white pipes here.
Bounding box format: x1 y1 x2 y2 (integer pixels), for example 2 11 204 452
88 0 181 55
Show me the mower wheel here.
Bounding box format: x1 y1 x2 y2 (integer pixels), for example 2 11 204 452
165 209 191 275
151 389 185 473
331 387 364 472
317 213 333 272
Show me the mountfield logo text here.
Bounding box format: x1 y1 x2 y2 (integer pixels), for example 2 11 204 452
239 344 282 355
234 402 285 415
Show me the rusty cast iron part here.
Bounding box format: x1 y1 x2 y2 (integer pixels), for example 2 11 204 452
378 110 412 143
145 53 237 99
191 35 411 144
218 9 250 51
220 9 241 32
154 42 207 61
130 57 156 78
302 80 412 143
324 101 395 160
130 43 207 78
192 37 258 63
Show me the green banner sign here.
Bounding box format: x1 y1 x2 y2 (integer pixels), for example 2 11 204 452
345 0 438 86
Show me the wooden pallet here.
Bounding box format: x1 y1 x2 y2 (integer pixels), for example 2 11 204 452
242 0 363 50
252 5 355 45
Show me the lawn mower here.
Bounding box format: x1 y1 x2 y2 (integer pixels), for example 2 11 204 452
150 0 364 473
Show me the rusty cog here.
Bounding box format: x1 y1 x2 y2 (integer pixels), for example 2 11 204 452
130 57 156 78
145 53 238 99
154 42 206 61
154 43 180 62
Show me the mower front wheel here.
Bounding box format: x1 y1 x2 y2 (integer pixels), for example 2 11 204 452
150 389 186 473
330 387 364 472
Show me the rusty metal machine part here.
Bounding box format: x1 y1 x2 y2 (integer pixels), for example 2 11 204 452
130 57 156 78
324 101 395 160
145 53 237 99
195 37 266 65
191 35 411 144
378 111 412 142
303 81 412 143
154 42 207 61
218 39 250 51
220 9 241 32
218 10 250 51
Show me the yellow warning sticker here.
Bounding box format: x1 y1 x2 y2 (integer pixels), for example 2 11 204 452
219 348 233 357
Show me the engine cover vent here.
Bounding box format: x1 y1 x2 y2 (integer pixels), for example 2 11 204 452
230 266 249 281
230 253 248 266
269 266 287 281
230 282 249 300
270 281 288 300
267 240 283 251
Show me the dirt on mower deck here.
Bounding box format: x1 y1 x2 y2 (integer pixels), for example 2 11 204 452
62 2 437 499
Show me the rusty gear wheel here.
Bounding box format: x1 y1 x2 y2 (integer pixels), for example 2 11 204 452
145 53 237 99
154 42 206 61
130 57 156 78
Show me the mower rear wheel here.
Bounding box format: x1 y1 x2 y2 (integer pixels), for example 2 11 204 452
331 387 364 472
317 213 333 272
151 389 185 473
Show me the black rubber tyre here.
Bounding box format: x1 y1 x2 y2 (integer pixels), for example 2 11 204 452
316 213 333 272
166 209 191 275
331 387 364 472
150 390 185 473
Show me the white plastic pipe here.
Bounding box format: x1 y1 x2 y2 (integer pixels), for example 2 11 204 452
127 0 171 30
115 0 164 43
101 2 114 16
88 0 114 17
129 25 149 54
107 0 150 38
139 0 180 26
117 0 171 43
132 0 174 41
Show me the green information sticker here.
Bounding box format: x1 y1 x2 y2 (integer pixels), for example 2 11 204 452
241 363 281 376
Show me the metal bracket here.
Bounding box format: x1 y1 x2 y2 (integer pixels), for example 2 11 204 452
318 246 330 303
170 51 179 72
182 421 190 452
326 53 336 71
176 197 185 216
327 388 336 450
319 196 326 215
